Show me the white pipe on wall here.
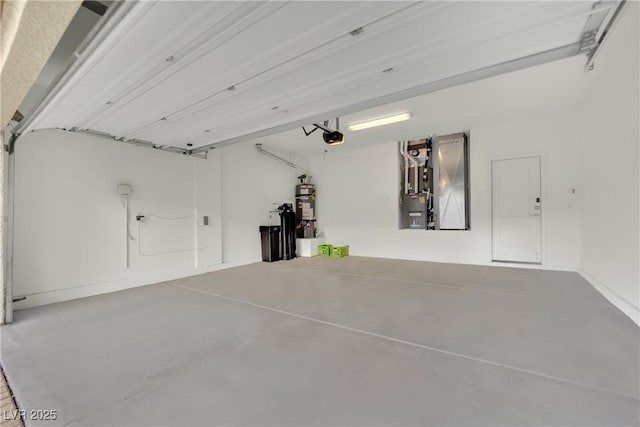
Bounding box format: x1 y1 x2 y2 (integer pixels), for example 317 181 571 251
401 140 419 193
123 196 129 268
256 144 307 174
414 157 419 193
193 207 198 269
408 145 420 193
399 141 411 194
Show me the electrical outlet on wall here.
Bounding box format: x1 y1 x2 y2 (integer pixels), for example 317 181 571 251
568 187 578 209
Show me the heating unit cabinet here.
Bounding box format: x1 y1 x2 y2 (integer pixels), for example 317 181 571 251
399 133 470 231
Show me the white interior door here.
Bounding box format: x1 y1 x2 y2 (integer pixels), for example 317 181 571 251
491 156 541 263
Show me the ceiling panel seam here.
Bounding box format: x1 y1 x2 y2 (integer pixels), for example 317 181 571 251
191 42 582 153
118 3 590 142
79 2 284 131
43 2 157 116
16 1 617 153
112 2 422 138
135 11 594 145
40 1 420 135
77 2 251 125
26 2 585 138
12 0 147 136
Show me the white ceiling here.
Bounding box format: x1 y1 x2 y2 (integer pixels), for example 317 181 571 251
255 53 597 157
25 1 611 152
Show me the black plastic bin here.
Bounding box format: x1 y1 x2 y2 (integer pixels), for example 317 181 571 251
259 225 281 262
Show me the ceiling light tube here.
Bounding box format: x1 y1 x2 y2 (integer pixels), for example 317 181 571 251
348 113 412 131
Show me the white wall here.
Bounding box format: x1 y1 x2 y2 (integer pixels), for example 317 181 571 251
13 129 222 309
220 140 304 265
307 113 582 270
579 3 639 323
11 130 305 310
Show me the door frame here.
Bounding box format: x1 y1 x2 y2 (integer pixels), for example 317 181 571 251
489 151 546 266
1 129 16 324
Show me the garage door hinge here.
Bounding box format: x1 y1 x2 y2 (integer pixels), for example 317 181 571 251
579 30 599 54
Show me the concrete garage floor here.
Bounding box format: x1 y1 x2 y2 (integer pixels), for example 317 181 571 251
1 257 638 426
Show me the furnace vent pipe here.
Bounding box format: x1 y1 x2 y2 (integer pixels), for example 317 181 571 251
399 141 410 194
255 144 306 174
407 142 420 193
401 140 419 193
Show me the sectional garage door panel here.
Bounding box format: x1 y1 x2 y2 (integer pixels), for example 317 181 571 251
23 1 612 151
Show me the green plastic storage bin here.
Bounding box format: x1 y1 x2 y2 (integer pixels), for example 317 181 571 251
331 245 349 257
318 244 332 257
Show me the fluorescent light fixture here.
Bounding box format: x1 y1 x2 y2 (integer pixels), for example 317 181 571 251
348 112 412 131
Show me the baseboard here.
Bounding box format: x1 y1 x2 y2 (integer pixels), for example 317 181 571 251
488 261 577 272
12 259 264 311
208 257 262 272
579 269 640 326
13 267 210 311
351 251 578 272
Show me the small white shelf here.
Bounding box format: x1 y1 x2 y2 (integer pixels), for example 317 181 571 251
296 237 326 257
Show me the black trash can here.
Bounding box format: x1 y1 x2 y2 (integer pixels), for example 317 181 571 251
259 225 281 262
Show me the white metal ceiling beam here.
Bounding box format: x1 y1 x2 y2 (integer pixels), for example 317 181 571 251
191 41 581 153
